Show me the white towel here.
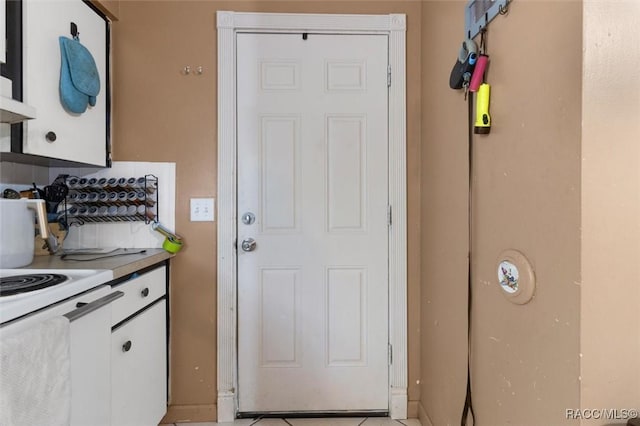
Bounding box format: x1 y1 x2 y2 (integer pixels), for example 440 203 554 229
0 316 71 426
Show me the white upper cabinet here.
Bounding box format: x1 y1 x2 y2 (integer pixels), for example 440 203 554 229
22 0 109 166
1 0 37 125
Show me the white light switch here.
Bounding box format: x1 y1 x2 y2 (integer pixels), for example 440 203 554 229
190 198 215 222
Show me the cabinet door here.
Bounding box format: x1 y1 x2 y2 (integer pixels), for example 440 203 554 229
0 0 5 64
111 300 167 426
22 0 108 165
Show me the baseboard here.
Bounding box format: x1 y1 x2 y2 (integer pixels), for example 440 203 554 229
407 401 419 419
217 391 236 422
161 403 217 423
390 388 408 419
418 401 434 426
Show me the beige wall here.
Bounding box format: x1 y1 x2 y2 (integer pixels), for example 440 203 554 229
581 0 640 420
471 2 583 424
110 0 640 424
420 1 583 425
111 1 422 422
419 2 469 424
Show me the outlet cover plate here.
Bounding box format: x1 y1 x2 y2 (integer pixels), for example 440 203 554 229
190 198 215 222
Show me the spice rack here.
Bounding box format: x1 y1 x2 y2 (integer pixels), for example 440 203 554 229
61 175 158 225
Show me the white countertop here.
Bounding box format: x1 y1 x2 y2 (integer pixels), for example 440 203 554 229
0 249 172 324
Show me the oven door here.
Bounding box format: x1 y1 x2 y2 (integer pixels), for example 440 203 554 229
0 285 122 426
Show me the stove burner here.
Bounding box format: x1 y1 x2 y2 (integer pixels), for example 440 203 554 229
0 274 68 297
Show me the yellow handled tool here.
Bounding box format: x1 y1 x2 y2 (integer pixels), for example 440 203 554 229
474 83 491 134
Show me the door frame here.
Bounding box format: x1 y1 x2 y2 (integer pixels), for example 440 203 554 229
216 11 407 422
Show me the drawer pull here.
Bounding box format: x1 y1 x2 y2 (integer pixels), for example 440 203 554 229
141 287 150 297
122 340 132 352
64 291 124 322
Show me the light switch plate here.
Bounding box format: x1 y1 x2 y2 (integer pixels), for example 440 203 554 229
190 198 215 222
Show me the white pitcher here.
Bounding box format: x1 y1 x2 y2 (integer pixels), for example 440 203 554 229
0 199 56 268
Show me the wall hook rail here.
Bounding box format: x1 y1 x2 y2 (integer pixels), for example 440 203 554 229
465 0 511 40
182 66 204 75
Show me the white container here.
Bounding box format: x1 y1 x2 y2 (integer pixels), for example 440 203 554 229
0 199 48 268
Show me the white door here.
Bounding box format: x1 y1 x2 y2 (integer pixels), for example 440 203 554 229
237 33 389 413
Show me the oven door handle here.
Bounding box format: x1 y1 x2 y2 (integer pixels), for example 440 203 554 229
64 291 124 322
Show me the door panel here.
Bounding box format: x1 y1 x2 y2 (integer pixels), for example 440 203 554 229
261 116 301 232
237 33 389 413
326 267 367 366
327 115 367 232
259 267 301 367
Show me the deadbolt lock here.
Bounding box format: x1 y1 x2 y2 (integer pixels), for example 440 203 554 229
242 212 256 225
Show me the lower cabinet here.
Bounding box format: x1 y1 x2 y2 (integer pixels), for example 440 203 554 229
110 265 168 426
0 263 168 426
111 300 167 426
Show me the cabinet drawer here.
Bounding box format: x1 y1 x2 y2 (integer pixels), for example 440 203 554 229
111 266 166 325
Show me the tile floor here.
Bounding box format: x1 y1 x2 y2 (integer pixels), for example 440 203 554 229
163 418 421 426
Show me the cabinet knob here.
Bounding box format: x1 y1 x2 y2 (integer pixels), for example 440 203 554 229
45 131 57 142
141 287 150 297
122 340 132 352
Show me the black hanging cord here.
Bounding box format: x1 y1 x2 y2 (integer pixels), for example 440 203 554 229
461 92 475 426
60 249 147 262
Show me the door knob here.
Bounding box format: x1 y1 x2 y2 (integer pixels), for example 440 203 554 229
241 238 257 252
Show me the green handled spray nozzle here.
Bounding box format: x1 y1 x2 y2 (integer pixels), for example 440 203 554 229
152 222 183 253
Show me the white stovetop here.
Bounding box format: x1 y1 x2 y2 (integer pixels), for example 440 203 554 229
0 269 114 323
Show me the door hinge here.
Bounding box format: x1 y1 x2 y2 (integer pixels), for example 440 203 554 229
387 205 392 226
387 66 392 87
388 343 393 365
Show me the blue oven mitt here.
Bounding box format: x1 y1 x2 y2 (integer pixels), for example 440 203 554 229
59 36 100 114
